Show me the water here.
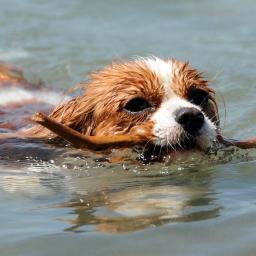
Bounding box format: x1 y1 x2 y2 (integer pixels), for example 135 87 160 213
1 0 256 255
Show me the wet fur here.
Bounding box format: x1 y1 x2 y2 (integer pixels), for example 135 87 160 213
25 59 219 141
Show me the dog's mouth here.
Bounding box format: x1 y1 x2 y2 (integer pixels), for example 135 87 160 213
32 112 256 159
138 132 216 162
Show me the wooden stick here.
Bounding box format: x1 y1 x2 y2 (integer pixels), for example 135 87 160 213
217 134 256 149
32 112 256 151
32 112 148 150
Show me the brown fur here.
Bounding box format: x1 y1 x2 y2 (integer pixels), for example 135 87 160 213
4 58 219 143
26 60 165 139
171 60 219 125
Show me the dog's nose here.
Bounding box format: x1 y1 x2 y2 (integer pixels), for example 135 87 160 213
175 107 204 134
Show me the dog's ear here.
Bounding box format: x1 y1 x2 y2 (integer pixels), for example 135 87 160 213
26 96 96 139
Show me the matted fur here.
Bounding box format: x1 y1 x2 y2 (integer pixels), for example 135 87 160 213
23 58 219 148
171 60 219 125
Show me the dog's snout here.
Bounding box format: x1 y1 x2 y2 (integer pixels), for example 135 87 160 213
175 107 204 134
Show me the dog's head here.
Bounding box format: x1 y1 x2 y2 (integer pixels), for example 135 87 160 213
47 57 219 151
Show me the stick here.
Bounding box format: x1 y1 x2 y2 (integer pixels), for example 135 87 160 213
32 112 256 151
217 134 256 149
32 112 148 150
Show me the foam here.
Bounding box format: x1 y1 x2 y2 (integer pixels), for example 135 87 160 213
0 87 70 106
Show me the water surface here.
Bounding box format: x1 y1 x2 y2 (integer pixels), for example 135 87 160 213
1 0 256 255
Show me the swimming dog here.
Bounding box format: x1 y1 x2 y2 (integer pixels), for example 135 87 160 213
0 58 255 155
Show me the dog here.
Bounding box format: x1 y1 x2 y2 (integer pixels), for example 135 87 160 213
0 57 220 156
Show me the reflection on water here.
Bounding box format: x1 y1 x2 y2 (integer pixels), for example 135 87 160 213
1 138 255 234
62 185 221 233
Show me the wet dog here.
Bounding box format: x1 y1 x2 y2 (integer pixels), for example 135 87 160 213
0 57 220 155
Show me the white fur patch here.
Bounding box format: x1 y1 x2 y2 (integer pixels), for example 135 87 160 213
0 87 69 106
195 116 217 149
144 57 173 97
151 97 217 150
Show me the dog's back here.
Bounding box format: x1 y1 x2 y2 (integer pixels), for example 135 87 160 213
0 63 65 133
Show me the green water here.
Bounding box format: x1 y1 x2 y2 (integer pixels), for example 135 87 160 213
1 0 256 255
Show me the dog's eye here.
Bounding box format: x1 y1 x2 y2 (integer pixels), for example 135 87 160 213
123 98 152 113
187 88 209 106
